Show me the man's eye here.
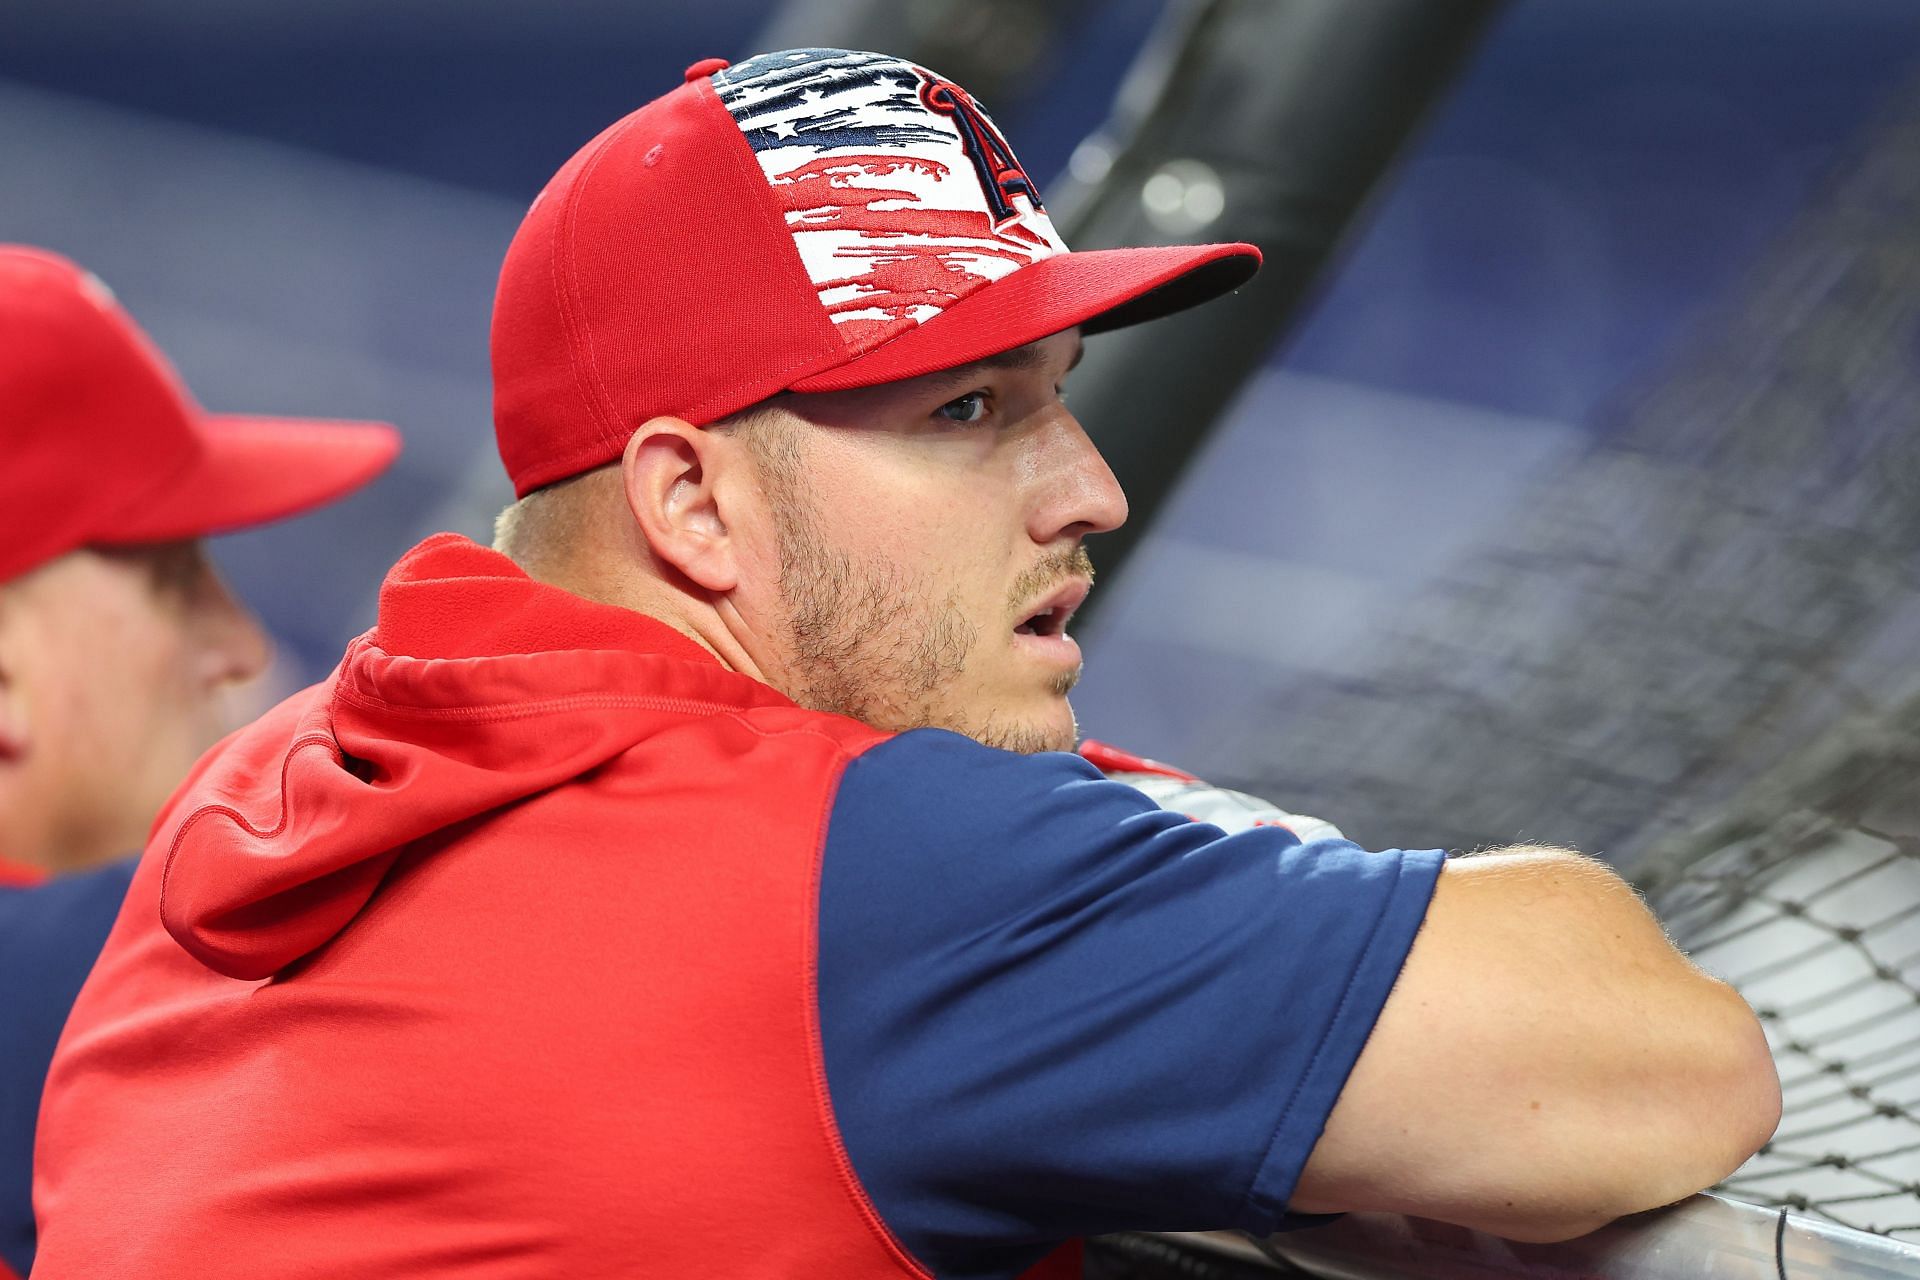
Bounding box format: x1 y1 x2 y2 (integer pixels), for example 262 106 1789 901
935 392 989 424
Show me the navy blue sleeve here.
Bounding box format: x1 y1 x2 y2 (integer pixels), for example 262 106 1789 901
0 857 137 1279
817 731 1443 1280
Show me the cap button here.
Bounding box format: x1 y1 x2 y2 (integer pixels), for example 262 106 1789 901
684 57 730 83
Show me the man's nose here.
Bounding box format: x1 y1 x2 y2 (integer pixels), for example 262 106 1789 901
194 568 274 688
1032 411 1129 543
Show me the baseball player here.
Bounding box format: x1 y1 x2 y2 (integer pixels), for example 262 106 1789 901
0 246 398 1279
32 52 1778 1279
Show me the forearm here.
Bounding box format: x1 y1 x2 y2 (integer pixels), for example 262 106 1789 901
1296 848 1779 1239
1456 859 1779 1233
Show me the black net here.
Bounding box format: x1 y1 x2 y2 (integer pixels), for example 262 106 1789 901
1638 715 1920 1239
1200 69 1920 1247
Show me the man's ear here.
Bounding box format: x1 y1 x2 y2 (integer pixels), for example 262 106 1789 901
621 416 739 594
0 594 28 762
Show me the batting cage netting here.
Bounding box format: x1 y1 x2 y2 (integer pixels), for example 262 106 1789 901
1637 707 1920 1240
1145 67 1920 1271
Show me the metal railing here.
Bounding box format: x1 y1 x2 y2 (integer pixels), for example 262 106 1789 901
1122 1192 1920 1278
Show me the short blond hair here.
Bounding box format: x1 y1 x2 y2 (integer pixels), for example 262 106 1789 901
491 401 797 576
491 465 617 578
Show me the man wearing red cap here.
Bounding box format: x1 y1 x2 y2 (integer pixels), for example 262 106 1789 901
0 245 398 1279
33 52 1777 1279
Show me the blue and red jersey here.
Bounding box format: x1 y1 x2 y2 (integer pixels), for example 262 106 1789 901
31 536 1440 1278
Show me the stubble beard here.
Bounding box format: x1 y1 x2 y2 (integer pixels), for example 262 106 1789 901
768 492 1082 755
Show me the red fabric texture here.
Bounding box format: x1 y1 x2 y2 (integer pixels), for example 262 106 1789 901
34 536 945 1277
0 246 398 582
491 81 843 497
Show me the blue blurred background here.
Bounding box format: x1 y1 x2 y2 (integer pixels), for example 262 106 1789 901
5 0 1919 831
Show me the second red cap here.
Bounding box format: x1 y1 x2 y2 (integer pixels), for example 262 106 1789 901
0 246 402 583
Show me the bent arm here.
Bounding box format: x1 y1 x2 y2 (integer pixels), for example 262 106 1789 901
1289 848 1781 1242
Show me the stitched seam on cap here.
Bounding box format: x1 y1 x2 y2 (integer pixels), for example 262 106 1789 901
556 113 653 452
693 79 853 403
547 188 614 448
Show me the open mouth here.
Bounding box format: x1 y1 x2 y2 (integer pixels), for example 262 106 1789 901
1015 604 1071 637
1014 580 1091 639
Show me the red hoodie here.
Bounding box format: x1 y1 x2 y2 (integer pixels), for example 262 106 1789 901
32 535 1078 1279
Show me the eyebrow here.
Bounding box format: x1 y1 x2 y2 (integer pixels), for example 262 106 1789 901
926 335 1086 387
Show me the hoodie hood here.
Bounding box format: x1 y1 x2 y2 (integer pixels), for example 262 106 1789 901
159 534 794 980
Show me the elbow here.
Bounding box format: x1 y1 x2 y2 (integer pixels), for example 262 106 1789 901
1694 977 1782 1180
1495 984 1779 1243
1615 974 1781 1219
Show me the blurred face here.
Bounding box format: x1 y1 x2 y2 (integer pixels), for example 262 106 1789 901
731 328 1126 753
0 541 270 870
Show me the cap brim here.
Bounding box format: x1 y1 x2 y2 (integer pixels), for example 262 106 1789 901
101 415 401 543
788 241 1260 394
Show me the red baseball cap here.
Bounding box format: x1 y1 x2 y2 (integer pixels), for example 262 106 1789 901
0 246 402 584
492 48 1262 496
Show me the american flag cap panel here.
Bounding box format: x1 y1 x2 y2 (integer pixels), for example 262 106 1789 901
711 49 1070 358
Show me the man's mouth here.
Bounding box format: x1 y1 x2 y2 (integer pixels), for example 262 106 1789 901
1014 580 1091 638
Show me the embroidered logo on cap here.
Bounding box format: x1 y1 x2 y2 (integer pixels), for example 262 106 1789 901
914 71 1044 229
711 48 1067 349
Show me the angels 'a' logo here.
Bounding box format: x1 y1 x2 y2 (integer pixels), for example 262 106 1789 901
915 71 1044 228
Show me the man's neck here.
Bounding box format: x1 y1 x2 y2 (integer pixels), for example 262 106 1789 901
0 791 133 877
0 833 113 879
529 557 776 690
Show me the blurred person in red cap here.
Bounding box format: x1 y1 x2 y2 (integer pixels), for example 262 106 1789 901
0 244 398 1280
34 52 1774 1280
